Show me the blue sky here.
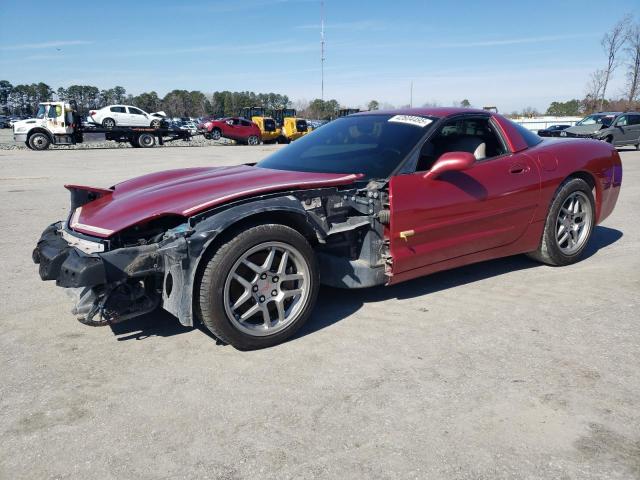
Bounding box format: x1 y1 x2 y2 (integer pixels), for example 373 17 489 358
1 0 638 112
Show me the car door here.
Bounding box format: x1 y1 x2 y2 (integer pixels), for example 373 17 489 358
220 118 235 139
127 107 148 126
627 114 640 145
227 118 245 140
611 115 630 145
388 116 540 281
239 119 254 139
107 106 126 125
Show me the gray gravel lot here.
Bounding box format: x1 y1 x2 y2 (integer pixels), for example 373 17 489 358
0 138 639 480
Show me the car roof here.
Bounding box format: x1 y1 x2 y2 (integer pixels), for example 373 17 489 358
355 107 490 118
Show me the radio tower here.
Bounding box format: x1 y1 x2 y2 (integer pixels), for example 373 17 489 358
320 0 325 101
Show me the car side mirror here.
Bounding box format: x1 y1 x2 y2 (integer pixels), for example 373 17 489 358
423 151 475 180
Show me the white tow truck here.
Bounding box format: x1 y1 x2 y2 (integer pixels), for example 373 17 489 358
13 101 193 150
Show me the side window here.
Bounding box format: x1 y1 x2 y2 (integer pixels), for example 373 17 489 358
231 118 241 126
110 106 126 113
616 115 628 126
629 115 640 126
240 120 252 127
128 107 145 115
415 117 507 172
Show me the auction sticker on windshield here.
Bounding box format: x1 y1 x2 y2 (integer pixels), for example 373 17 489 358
388 115 433 128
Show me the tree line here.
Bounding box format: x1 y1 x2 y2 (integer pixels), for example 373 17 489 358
0 80 361 120
0 81 294 118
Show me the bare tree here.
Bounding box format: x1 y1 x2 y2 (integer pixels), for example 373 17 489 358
586 69 608 112
599 15 632 110
625 23 640 106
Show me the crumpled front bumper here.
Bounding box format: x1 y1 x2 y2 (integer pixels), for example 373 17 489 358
33 223 106 288
32 223 166 288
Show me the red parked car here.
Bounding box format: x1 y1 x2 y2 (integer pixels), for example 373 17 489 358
202 116 261 145
33 108 622 350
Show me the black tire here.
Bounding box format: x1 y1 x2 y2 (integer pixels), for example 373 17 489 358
210 128 222 140
136 133 156 148
150 119 161 128
129 140 140 148
196 224 319 350
527 177 595 266
102 118 116 129
247 135 260 146
28 132 51 150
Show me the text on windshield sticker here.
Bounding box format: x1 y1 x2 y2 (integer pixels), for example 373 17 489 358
388 115 433 128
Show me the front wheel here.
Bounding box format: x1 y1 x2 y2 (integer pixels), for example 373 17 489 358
528 177 595 266
197 224 319 350
28 132 51 150
209 128 222 140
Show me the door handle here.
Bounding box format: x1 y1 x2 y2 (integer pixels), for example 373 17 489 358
509 163 528 174
400 230 415 241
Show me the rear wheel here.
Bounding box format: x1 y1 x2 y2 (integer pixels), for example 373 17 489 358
150 119 161 128
197 224 319 350
136 133 156 148
528 177 595 266
102 118 116 129
247 135 260 146
28 132 51 150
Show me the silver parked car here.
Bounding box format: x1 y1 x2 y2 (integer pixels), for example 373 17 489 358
591 112 640 149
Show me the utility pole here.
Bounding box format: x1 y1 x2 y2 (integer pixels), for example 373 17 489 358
320 0 325 102
410 81 413 108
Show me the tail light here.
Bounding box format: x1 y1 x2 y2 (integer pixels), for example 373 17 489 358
89 111 96 116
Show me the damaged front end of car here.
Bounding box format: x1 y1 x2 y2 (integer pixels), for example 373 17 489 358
33 181 392 328
33 221 184 326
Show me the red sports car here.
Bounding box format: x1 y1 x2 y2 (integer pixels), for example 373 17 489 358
33 108 622 350
202 116 261 145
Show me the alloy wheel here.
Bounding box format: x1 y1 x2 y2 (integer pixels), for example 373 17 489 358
555 191 593 255
223 241 309 336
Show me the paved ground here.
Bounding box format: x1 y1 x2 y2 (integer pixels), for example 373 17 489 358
0 141 638 480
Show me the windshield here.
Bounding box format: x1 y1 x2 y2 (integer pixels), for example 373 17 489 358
576 114 613 126
35 104 47 119
256 114 435 179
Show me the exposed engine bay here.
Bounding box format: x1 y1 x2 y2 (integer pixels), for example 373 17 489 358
33 181 391 328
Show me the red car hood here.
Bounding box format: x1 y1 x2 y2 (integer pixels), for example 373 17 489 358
68 165 360 238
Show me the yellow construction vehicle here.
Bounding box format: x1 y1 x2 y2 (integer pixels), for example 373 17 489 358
272 108 309 143
241 107 281 143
